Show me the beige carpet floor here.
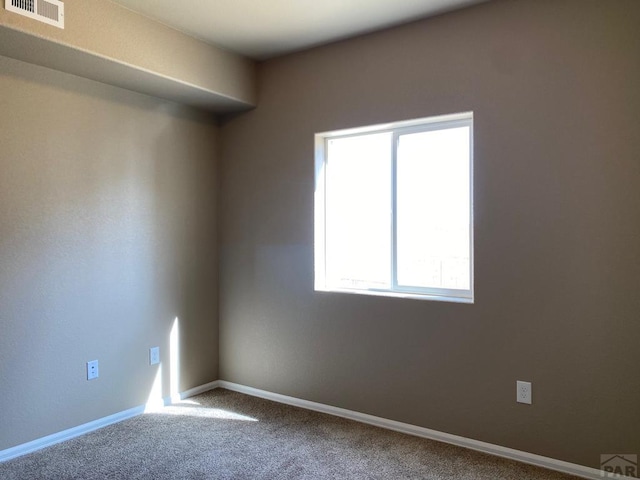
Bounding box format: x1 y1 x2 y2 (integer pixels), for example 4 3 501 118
0 389 580 479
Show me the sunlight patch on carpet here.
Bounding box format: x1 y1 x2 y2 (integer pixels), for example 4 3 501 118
155 405 258 421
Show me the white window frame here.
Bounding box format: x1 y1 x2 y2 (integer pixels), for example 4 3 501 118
314 111 474 303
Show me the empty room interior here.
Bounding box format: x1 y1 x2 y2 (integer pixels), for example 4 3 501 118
1 0 639 478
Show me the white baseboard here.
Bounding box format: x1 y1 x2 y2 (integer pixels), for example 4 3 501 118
0 379 623 480
0 405 145 462
180 380 220 400
0 381 220 463
217 381 612 480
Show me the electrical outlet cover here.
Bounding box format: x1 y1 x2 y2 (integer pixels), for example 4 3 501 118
87 360 99 380
150 347 160 365
517 380 532 404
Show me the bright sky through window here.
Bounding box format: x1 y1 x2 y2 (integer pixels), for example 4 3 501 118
325 132 392 290
396 127 470 290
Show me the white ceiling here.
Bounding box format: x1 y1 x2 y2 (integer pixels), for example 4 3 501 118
111 0 489 60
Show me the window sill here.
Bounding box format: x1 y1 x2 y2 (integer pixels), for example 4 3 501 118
315 287 474 304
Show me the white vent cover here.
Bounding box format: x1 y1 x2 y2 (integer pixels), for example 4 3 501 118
5 0 64 29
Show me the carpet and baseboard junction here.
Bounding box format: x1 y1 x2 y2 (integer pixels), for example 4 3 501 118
0 381 617 479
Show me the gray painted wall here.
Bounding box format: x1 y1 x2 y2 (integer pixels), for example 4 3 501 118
0 55 219 450
219 0 640 469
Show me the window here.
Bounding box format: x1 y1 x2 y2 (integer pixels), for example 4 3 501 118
314 112 473 303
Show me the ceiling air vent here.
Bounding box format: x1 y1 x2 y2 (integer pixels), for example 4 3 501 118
4 0 64 29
